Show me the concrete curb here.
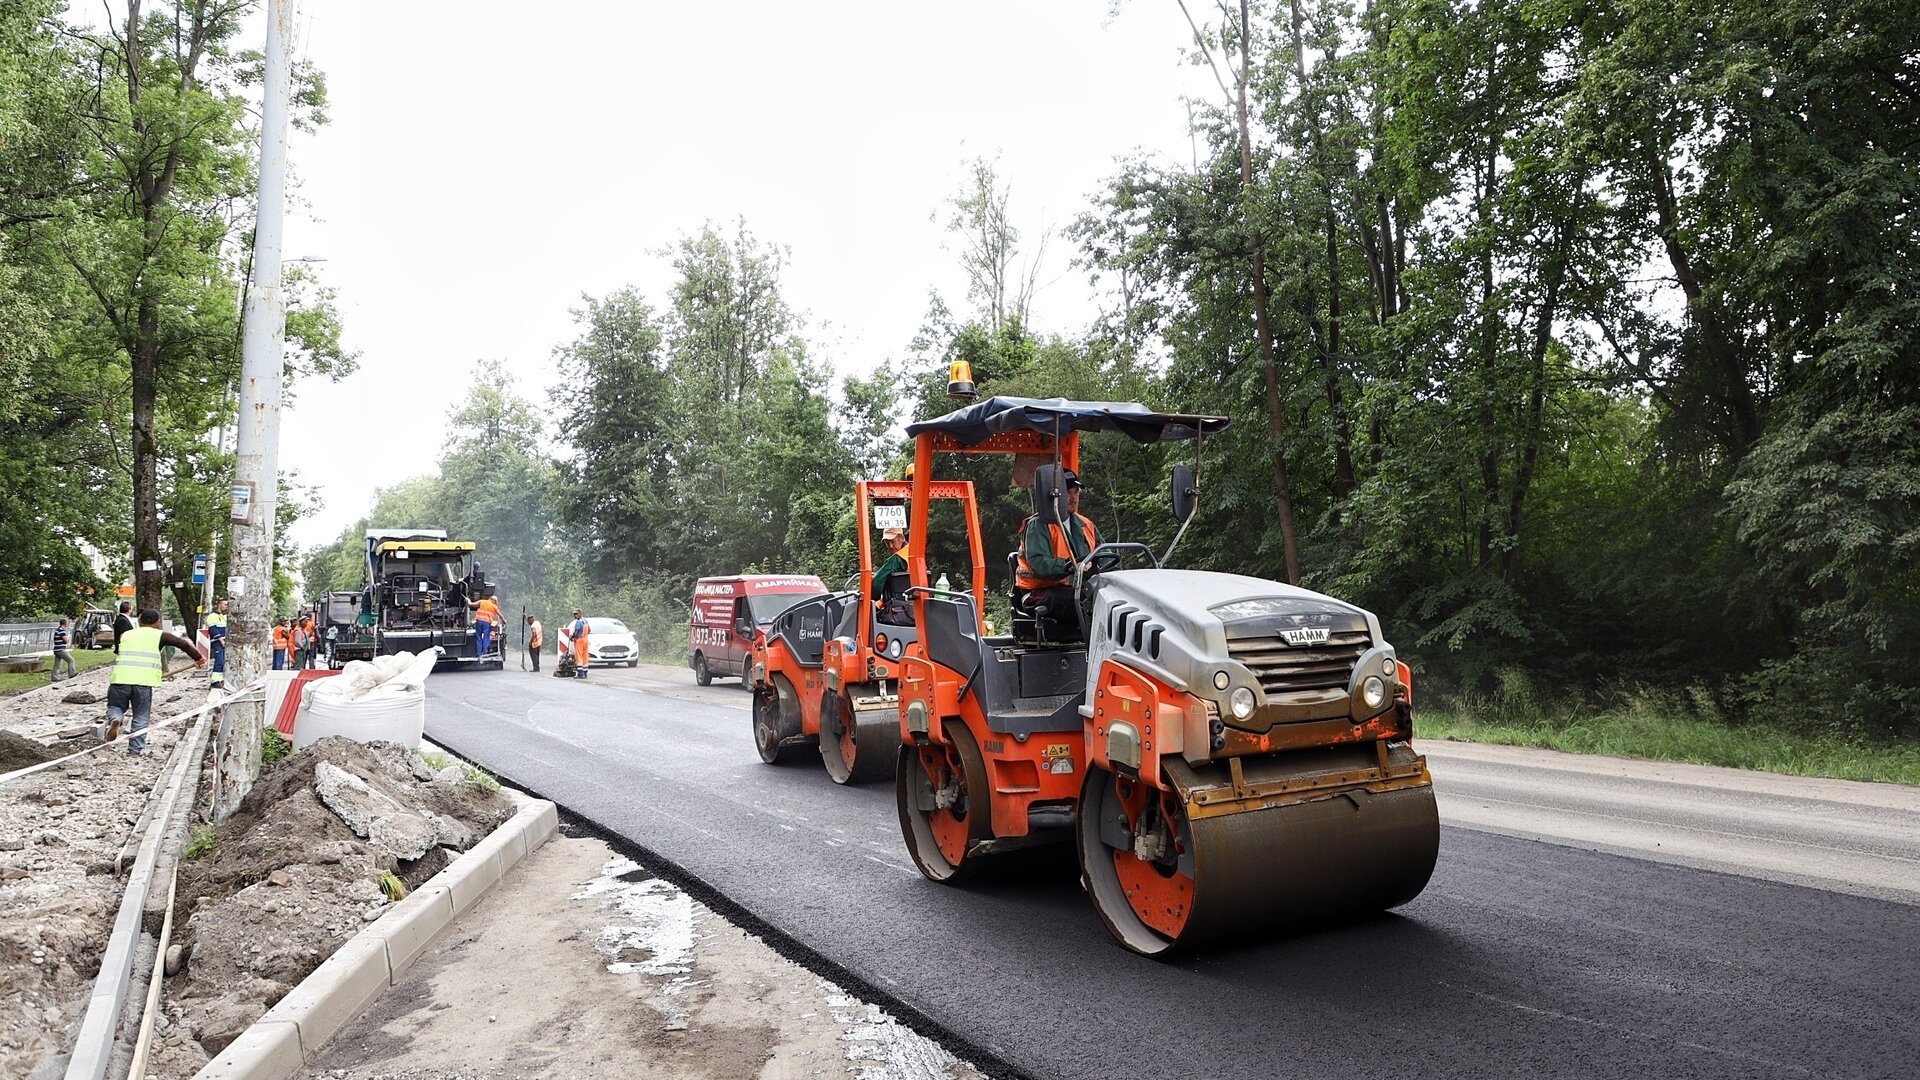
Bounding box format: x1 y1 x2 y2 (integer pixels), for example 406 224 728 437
194 791 559 1080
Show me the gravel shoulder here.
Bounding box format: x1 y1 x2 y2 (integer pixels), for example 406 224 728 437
302 828 985 1080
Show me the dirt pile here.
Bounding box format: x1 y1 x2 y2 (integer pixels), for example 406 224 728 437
0 729 60 772
149 737 512 1076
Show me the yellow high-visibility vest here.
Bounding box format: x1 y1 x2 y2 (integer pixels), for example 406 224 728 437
112 626 165 687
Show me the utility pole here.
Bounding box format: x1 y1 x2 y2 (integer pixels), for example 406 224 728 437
215 0 296 820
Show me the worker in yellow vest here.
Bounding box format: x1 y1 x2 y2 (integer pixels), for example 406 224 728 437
525 613 544 673
103 608 204 756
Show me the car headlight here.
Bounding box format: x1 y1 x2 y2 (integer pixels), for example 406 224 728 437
1362 675 1386 709
1229 686 1256 719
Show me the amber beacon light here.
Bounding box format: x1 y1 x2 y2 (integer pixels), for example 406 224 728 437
946 360 976 402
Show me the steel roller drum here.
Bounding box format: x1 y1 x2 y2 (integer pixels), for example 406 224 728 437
821 693 898 785
1077 761 1440 956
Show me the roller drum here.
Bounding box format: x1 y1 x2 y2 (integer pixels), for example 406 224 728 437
821 691 898 785
1078 762 1439 956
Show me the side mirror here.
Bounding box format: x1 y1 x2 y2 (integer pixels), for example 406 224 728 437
1171 464 1196 523
1032 463 1069 525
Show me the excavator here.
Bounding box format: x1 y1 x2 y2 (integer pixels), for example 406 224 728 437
751 477 982 783
892 373 1439 955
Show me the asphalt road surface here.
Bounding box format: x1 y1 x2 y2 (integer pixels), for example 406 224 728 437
427 663 1920 1080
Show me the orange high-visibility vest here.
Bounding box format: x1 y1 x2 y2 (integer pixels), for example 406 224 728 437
272 626 292 650
1014 515 1097 590
475 598 501 625
528 619 543 649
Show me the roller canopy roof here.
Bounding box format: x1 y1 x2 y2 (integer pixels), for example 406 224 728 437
905 396 1230 445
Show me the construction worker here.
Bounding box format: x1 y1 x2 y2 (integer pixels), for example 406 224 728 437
271 617 292 670
561 609 590 678
525 613 544 673
300 610 320 669
204 598 228 687
1014 468 1101 640
468 592 502 660
872 527 914 625
101 608 204 755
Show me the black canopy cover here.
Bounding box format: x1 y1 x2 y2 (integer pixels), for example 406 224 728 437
905 396 1230 445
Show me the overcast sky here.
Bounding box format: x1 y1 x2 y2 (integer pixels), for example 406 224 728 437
272 1 1215 550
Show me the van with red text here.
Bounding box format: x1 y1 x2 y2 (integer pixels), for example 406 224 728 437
688 574 826 686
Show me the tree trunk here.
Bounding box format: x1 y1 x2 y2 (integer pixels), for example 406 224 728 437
1243 0 1301 584
1501 230 1568 585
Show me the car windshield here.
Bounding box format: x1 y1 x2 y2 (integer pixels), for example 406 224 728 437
746 593 811 624
588 618 628 634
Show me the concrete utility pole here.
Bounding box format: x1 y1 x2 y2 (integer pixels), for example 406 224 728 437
215 0 296 820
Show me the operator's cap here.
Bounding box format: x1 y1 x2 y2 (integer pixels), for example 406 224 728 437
1063 469 1084 489
883 527 906 542
572 608 582 616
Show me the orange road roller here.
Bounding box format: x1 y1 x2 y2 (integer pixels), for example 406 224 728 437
750 478 984 783
892 384 1439 955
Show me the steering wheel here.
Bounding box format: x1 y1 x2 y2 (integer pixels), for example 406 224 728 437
1071 543 1159 641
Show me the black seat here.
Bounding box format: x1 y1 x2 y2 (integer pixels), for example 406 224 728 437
923 592 1083 736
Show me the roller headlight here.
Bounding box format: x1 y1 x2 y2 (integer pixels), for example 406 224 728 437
1362 675 1387 709
1213 670 1231 691
1229 686 1256 719
889 637 903 659
1381 655 1396 676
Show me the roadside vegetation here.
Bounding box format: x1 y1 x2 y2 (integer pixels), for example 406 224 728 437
1420 672 1920 786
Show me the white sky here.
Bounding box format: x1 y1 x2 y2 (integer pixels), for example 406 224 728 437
273 1 1216 549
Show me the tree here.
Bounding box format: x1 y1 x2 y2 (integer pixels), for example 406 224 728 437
944 158 1045 333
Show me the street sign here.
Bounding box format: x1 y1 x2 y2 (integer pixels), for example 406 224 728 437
192 554 208 584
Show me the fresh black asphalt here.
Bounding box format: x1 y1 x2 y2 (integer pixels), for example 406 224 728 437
426 668 1917 1080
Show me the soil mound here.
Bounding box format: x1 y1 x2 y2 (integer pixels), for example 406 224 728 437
156 737 512 1069
0 729 59 772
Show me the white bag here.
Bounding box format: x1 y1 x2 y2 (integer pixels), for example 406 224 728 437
292 648 440 750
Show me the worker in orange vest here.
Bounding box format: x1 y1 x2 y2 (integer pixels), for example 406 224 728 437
1013 468 1100 640
560 609 590 679
525 613 544 673
468 592 502 659
271 618 292 670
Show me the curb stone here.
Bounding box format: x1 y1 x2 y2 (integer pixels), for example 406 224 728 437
194 790 557 1080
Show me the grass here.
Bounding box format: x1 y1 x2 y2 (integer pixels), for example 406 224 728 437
377 869 408 901
419 752 450 771
0 648 117 696
260 729 292 766
461 763 500 791
185 823 218 860
1418 675 1920 786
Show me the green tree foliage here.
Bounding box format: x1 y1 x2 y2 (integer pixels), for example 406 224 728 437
1072 0 1919 733
0 0 348 627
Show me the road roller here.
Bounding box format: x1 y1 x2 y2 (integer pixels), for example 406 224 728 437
750 477 985 783
892 380 1439 955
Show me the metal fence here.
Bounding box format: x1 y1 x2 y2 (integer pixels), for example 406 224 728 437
0 622 57 661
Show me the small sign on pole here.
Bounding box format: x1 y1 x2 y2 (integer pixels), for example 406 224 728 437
229 482 255 525
192 554 208 584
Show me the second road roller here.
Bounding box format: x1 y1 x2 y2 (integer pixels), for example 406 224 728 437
891 375 1439 955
